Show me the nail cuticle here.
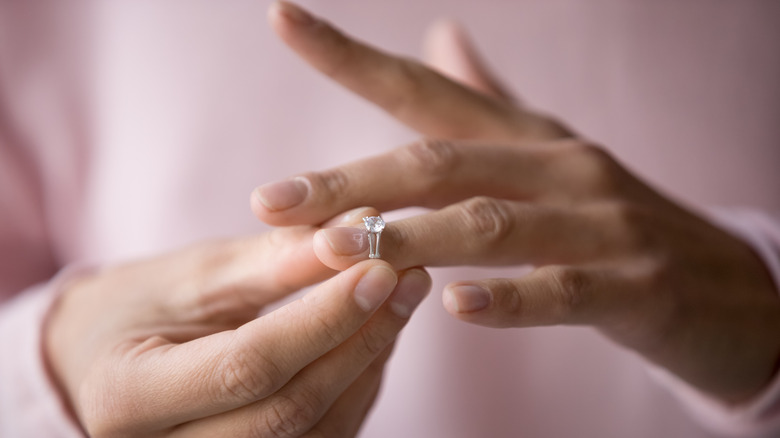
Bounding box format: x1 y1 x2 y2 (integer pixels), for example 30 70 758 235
255 177 309 211
354 266 397 312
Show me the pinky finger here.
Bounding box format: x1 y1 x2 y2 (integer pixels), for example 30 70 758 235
442 265 640 329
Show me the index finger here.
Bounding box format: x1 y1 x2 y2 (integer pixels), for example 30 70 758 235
269 1 539 140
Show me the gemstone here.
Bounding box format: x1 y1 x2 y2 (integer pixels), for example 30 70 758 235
363 216 385 233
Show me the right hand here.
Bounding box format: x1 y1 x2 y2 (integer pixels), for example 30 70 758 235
45 209 431 437
255 1 780 406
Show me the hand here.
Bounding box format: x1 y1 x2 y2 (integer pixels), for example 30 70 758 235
45 210 431 437
253 1 780 405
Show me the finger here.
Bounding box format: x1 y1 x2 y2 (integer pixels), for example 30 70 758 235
305 343 394 438
170 269 430 437
162 226 331 323
423 19 515 101
422 19 573 139
314 199 645 271
268 1 526 140
442 265 635 328
93 225 333 338
321 206 380 228
170 206 380 327
86 261 399 435
252 139 628 226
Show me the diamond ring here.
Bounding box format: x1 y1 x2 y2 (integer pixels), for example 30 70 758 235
362 216 385 259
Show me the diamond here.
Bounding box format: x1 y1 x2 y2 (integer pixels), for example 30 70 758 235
363 216 385 233
363 216 385 259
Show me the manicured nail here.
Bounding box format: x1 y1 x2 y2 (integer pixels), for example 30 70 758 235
254 177 309 211
337 207 376 226
274 1 316 27
354 266 397 312
321 227 368 256
445 285 491 313
389 269 431 318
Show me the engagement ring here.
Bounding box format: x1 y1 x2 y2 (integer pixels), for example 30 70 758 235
363 216 385 259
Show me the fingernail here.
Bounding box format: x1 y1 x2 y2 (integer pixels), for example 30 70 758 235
254 177 309 211
354 266 397 312
389 269 431 318
445 285 491 313
274 1 316 27
321 227 368 256
337 207 375 226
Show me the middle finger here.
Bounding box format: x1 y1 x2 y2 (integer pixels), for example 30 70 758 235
253 139 627 226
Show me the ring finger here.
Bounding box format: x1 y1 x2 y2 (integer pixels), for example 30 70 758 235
313 198 648 271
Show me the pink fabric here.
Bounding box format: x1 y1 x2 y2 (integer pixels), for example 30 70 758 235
0 279 83 437
1 1 779 436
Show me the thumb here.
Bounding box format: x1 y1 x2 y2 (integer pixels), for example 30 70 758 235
423 19 514 102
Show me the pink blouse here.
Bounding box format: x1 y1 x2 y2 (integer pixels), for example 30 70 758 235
2 1 779 436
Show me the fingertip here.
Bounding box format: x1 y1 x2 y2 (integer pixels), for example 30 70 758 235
250 187 269 220
322 206 381 228
313 228 367 271
353 263 398 312
389 268 432 318
423 18 467 68
267 1 285 34
423 17 463 52
320 226 369 256
268 1 317 29
312 229 336 266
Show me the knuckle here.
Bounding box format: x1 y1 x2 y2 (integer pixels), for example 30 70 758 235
458 197 515 249
259 393 321 438
78 368 146 438
603 202 658 251
304 169 350 204
180 244 245 319
299 296 349 348
565 141 621 197
573 141 612 167
356 324 393 359
495 282 525 325
545 266 589 323
218 342 281 404
78 391 120 438
400 139 458 187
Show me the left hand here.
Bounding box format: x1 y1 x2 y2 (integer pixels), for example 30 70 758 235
254 1 780 406
46 208 431 438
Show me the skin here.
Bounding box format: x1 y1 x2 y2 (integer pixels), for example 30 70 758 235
254 1 780 406
45 208 432 438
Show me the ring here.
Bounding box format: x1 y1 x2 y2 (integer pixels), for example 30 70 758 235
362 216 385 259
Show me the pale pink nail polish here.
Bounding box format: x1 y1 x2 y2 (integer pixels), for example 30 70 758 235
446 285 491 313
354 266 397 312
254 177 309 211
322 227 368 256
